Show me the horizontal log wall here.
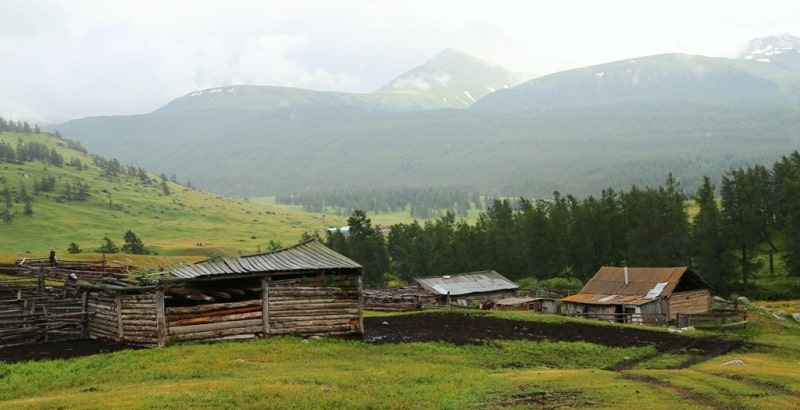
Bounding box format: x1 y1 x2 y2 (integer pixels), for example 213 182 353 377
86 293 118 341
86 292 158 346
669 289 712 319
267 275 362 337
119 293 158 345
165 299 263 343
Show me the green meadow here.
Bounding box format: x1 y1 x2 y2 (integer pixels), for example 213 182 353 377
0 308 798 409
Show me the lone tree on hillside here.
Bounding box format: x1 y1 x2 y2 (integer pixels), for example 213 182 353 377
98 236 119 254
122 230 147 254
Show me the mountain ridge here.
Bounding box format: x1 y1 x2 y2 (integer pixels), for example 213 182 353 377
156 49 533 113
49 34 800 200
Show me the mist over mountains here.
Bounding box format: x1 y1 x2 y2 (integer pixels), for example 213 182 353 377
50 35 800 199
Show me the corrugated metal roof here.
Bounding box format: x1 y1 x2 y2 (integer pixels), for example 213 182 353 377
561 266 705 305
414 270 518 296
170 240 362 279
561 292 652 306
494 297 536 306
578 267 689 298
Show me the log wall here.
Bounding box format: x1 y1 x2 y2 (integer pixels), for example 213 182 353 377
165 299 263 344
86 292 158 346
84 271 364 346
668 289 712 319
267 274 362 337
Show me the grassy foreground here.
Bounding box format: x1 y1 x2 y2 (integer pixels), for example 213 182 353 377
0 308 798 409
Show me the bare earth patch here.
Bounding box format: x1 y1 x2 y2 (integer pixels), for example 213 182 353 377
1 312 744 368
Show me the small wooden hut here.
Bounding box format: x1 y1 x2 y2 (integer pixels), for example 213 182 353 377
414 270 518 307
80 240 364 346
561 266 711 324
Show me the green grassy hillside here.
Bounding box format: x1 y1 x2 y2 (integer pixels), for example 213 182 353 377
0 131 346 265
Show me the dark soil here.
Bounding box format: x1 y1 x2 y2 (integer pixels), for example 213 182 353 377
0 339 139 364
0 312 744 368
363 312 745 369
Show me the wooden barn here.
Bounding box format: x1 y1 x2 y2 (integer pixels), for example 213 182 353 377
561 267 711 324
79 240 364 346
414 270 518 307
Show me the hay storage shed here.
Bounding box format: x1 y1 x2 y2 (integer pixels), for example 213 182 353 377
561 266 711 324
81 240 364 346
414 270 518 306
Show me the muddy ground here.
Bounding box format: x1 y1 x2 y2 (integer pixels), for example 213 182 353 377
0 312 744 367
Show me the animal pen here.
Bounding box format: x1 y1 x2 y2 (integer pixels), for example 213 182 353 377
1 240 364 348
0 256 135 347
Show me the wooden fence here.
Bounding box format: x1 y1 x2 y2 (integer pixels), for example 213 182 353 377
566 312 671 325
676 310 747 331
0 280 85 347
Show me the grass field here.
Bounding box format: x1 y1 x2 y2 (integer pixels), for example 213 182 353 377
0 306 797 409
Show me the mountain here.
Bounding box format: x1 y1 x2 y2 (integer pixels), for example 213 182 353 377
471 52 800 111
49 37 800 200
376 48 534 108
738 33 800 69
156 49 532 113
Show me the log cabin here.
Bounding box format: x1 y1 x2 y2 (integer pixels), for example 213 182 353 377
560 266 711 325
79 240 364 346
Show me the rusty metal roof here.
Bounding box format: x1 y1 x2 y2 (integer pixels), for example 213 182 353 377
170 240 362 279
414 270 518 296
561 266 705 305
561 292 653 306
494 297 536 306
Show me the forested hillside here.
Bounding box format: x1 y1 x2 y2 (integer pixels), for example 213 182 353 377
52 102 799 200
322 153 800 299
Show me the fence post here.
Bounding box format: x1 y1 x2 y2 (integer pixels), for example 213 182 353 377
82 290 89 339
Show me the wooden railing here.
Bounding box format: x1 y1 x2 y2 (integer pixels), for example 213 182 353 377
566 312 670 325
676 310 747 331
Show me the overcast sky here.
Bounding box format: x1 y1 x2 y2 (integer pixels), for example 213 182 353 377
0 0 796 122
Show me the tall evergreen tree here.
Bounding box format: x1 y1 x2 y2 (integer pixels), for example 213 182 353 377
773 152 800 276
345 210 389 287
690 176 731 294
721 166 773 292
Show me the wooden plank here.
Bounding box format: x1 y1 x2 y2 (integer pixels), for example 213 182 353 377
155 288 166 347
262 278 270 337
167 325 263 342
165 305 261 322
165 299 261 315
168 318 264 335
169 311 262 327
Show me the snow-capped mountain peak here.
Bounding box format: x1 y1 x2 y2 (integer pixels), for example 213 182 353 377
739 33 800 61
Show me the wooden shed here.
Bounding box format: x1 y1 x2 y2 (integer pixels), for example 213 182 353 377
561 267 711 324
80 240 364 346
414 270 518 307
